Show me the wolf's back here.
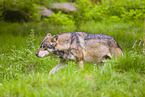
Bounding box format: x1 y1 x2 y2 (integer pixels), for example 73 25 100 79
83 33 123 57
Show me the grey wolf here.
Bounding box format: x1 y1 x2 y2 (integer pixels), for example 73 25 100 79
35 32 123 75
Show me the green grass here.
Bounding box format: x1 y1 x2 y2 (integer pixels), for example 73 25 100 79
0 58 145 97
0 21 145 97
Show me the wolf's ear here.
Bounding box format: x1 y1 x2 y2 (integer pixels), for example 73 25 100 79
50 35 58 46
46 33 51 37
51 35 58 42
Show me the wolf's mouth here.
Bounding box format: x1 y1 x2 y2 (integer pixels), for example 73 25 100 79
35 50 50 57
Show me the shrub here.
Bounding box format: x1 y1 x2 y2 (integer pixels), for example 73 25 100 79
121 9 145 23
74 0 145 24
0 1 40 22
75 0 93 22
44 11 75 27
95 0 145 22
2 9 32 22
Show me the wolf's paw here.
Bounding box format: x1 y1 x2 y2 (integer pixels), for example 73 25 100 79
49 68 57 75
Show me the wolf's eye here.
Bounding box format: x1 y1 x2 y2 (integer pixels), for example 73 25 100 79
40 45 45 48
43 46 47 50
44 48 47 50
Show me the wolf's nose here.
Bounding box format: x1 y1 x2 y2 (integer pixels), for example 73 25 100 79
35 52 38 56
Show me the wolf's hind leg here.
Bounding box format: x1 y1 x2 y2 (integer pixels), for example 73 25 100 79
49 59 67 75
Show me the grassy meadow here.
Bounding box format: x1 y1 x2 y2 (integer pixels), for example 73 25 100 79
0 20 145 97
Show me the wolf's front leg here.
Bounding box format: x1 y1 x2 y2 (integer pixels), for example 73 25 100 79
78 60 84 69
49 59 66 75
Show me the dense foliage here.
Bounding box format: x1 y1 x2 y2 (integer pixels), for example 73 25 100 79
75 0 145 24
0 0 145 24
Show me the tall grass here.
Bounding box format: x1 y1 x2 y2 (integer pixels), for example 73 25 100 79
0 21 145 97
0 56 145 96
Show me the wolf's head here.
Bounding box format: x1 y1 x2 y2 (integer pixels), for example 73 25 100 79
35 33 58 57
